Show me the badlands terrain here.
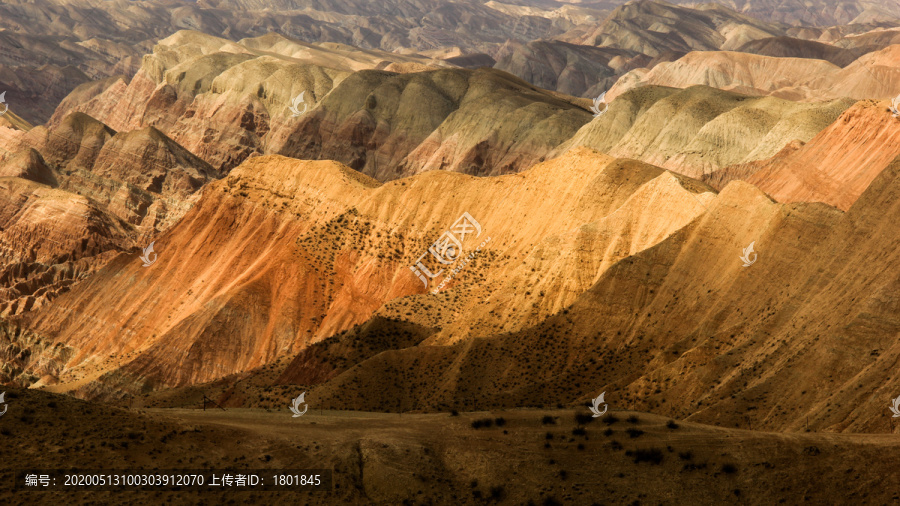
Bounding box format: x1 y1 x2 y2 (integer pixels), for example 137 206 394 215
3 0 900 503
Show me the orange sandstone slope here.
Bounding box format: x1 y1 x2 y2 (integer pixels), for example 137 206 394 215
22 147 713 394
301 153 900 433
706 99 900 210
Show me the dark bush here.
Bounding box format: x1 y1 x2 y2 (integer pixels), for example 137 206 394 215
666 420 679 429
633 448 664 465
679 451 693 461
572 427 586 436
450 410 459 417
603 414 619 425
575 413 595 425
541 415 557 425
471 418 495 429
626 415 639 424
603 428 614 437
489 486 506 500
721 463 738 474
494 417 506 427
625 428 645 438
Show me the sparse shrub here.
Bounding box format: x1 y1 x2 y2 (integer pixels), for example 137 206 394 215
558 470 568 480
666 420 679 429
626 415 639 424
721 463 738 474
633 448 664 464
625 428 644 438
471 418 494 429
489 486 506 500
450 410 459 417
679 451 693 461
803 446 820 456
575 413 595 425
545 432 554 440
494 417 506 427
541 415 557 425
603 428 613 437
603 414 619 425
572 427 586 436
